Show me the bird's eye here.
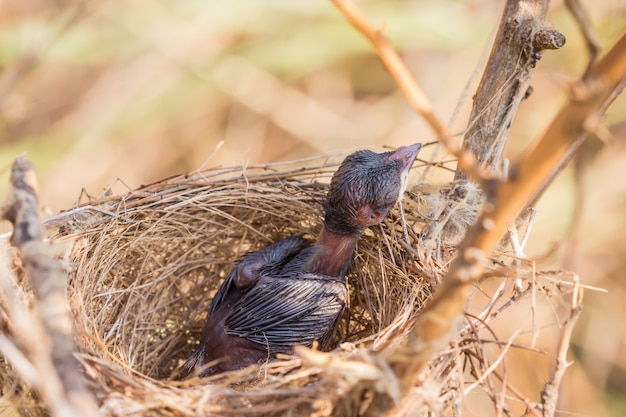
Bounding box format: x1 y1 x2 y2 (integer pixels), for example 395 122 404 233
373 202 390 212
381 189 399 207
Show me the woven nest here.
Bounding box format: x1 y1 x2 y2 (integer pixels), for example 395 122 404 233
1 152 576 416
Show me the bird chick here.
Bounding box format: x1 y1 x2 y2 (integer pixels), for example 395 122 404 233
177 144 421 378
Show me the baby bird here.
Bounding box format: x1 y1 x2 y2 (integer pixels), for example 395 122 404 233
179 144 421 377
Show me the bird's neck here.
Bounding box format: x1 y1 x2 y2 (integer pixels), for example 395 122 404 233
308 227 360 277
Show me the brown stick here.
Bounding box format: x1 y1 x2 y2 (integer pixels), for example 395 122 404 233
539 277 583 417
328 1 619 413
401 30 626 386
455 0 565 179
1 157 98 417
565 0 602 75
331 1 625 414
331 0 487 186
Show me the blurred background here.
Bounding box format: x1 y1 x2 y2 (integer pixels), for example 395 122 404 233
0 0 624 415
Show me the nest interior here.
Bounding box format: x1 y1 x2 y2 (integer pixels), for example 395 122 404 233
0 154 577 416
58 158 437 382
66 157 447 374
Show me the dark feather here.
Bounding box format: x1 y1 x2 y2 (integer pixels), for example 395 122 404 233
210 235 309 314
224 273 347 350
172 344 205 380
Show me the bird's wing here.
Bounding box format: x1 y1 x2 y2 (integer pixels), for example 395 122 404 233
209 236 310 314
224 274 347 350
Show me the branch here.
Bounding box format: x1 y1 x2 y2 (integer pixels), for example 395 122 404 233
539 276 583 417
565 0 602 74
1 157 98 417
331 0 487 186
455 0 565 180
400 29 626 386
484 31 626 244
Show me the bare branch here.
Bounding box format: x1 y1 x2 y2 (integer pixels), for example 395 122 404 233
455 0 565 180
565 0 602 74
331 0 487 186
399 29 626 389
1 157 98 417
539 276 583 417
488 31 626 236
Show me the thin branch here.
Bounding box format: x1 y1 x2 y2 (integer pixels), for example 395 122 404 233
399 29 626 388
493 371 543 417
1 157 98 417
539 276 583 417
565 0 602 74
455 0 566 180
331 0 487 186
483 31 626 245
333 3 624 412
463 328 520 396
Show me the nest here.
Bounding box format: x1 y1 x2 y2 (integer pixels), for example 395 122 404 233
0 153 578 416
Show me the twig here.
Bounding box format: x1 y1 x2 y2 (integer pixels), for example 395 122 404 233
0 334 40 384
455 0 565 179
508 215 526 292
395 25 626 395
488 31 626 236
1 157 98 417
493 372 543 417
565 0 602 75
519 208 536 249
538 276 583 417
464 330 519 395
328 2 603 404
331 0 487 186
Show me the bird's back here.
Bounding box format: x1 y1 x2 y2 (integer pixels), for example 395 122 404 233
224 272 348 352
178 236 348 377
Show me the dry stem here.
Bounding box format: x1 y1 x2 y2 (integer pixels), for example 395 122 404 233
331 0 486 186
565 0 602 74
331 0 626 412
1 157 98 417
456 0 565 178
539 276 583 417
402 27 626 393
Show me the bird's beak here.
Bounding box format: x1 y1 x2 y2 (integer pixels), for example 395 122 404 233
388 143 421 198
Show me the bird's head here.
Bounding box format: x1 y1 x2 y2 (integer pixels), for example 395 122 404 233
323 143 421 235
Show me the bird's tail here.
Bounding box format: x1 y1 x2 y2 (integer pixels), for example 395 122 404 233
171 346 205 380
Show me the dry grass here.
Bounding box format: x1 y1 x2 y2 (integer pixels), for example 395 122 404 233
0 154 580 416
55 155 435 382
